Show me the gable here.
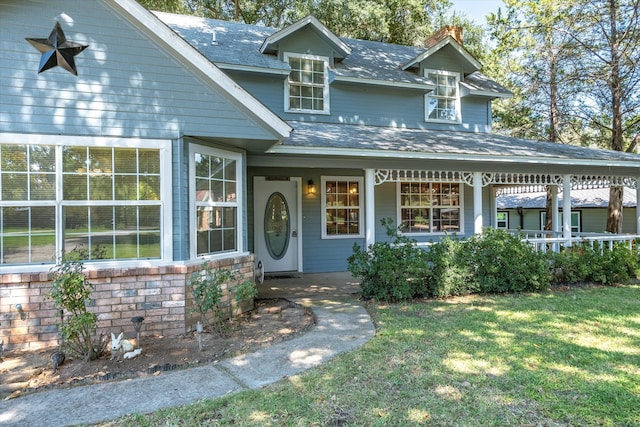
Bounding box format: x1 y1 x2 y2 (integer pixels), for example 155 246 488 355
260 15 350 61
277 26 335 61
0 0 290 144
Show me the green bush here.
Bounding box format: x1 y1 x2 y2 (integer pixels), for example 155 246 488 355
48 260 107 361
549 240 639 285
347 218 430 302
427 228 551 297
349 221 638 302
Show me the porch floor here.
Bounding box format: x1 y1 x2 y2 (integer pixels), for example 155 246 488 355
257 271 362 300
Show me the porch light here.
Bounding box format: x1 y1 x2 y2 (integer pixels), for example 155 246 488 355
307 179 317 195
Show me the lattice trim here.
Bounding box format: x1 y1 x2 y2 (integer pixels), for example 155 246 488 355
375 169 639 190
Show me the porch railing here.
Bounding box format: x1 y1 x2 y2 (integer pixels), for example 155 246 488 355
506 229 640 253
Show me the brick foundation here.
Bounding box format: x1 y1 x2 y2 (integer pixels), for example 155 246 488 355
0 255 255 352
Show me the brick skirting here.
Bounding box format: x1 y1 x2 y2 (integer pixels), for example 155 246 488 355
0 255 255 352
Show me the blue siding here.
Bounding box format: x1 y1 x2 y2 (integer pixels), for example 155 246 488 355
0 0 276 141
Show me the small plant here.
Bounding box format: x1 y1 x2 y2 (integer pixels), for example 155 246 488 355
48 259 107 361
190 265 250 336
234 279 258 306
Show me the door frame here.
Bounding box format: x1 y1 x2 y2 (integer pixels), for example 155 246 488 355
253 176 304 273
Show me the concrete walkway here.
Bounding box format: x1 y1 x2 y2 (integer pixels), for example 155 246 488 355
0 273 374 427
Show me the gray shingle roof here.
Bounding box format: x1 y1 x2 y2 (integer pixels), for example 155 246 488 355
277 121 640 164
154 11 509 94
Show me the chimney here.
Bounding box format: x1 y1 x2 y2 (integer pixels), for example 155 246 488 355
424 25 463 48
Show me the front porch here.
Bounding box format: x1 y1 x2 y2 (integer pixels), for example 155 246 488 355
366 169 640 254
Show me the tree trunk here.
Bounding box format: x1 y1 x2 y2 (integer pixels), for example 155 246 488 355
606 0 624 233
607 187 624 234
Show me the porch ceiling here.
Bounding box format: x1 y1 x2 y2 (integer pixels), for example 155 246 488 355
270 122 640 173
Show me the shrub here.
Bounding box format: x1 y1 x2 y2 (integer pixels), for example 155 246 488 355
426 228 552 297
549 240 639 285
190 265 254 335
48 260 107 361
347 218 430 302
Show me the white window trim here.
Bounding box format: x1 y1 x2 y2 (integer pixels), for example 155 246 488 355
396 182 465 236
321 176 364 239
541 210 581 233
0 133 172 273
284 52 331 115
424 69 461 124
188 144 244 260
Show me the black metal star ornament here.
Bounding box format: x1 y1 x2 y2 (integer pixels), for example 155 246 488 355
26 22 88 76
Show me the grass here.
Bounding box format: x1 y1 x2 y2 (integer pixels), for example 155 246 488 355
103 285 640 426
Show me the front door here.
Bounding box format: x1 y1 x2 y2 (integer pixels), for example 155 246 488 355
253 177 300 273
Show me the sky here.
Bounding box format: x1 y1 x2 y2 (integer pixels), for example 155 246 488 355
450 0 506 25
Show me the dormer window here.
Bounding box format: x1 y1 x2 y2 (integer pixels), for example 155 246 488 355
425 69 460 123
284 53 330 114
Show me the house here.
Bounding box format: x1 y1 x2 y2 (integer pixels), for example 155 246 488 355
2 0 640 350
496 187 638 234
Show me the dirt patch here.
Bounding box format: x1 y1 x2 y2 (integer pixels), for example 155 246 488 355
0 299 314 400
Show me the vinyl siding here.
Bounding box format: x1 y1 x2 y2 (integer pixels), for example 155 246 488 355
0 0 275 141
249 167 496 272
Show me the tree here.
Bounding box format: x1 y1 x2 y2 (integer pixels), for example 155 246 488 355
567 0 640 233
488 0 640 233
488 0 578 233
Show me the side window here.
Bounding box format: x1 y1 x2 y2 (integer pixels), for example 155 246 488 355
322 176 363 239
425 69 460 123
190 145 242 258
541 211 581 233
284 53 330 114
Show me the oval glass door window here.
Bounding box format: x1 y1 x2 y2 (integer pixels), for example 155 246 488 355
264 192 290 260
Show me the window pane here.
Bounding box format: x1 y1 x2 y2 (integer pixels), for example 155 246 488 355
139 206 160 230
2 145 27 171
115 175 137 200
139 149 160 174
139 176 160 200
114 148 137 174
64 206 89 254
30 173 55 200
88 147 112 173
30 145 55 172
63 174 87 200
211 157 224 180
63 146 87 172
89 174 113 200
2 174 27 200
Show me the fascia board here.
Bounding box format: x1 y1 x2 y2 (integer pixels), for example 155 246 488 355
333 75 435 91
218 63 291 77
105 0 292 139
260 15 351 57
265 145 640 169
402 36 481 72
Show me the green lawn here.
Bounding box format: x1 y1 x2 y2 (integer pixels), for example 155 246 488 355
105 285 640 426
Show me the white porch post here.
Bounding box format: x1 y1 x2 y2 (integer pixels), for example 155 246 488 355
474 172 483 235
563 175 572 246
551 185 559 233
365 168 376 249
636 179 640 234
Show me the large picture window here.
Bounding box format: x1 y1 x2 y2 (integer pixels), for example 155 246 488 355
285 53 330 114
190 145 242 258
425 69 460 123
398 182 462 234
0 137 168 266
322 176 363 239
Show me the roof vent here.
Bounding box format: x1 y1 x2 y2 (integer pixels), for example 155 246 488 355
211 31 218 46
